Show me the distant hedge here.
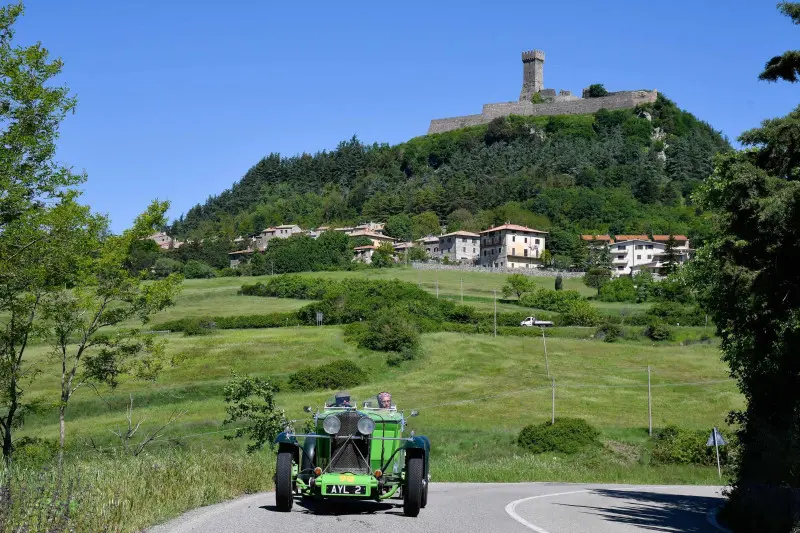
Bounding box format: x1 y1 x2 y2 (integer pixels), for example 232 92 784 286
157 312 301 332
651 426 733 466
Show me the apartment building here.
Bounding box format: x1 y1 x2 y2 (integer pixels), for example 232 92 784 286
479 224 548 269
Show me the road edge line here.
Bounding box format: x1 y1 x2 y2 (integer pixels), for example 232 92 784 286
504 490 589 533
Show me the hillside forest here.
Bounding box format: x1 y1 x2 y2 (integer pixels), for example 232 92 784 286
169 94 730 266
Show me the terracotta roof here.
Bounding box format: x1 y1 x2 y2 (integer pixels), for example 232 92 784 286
614 234 648 242
652 234 688 241
580 234 613 242
353 245 377 250
480 224 548 234
440 231 480 238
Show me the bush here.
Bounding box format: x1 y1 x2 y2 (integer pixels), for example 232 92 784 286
596 321 622 342
644 320 674 341
518 418 600 454
12 436 58 468
646 301 706 326
287 360 368 391
152 257 183 279
183 260 215 279
554 274 563 291
586 83 609 98
558 300 602 327
651 426 732 466
157 312 300 332
387 346 419 366
217 267 240 277
519 288 583 312
358 308 420 353
598 276 637 303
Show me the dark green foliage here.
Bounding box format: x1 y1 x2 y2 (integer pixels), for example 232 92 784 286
182 318 216 336
287 360 368 392
554 274 563 291
661 234 680 275
557 300 602 326
518 418 600 454
259 232 352 274
166 237 235 270
12 437 58 468
583 268 611 294
358 308 420 353
170 100 728 257
385 214 412 241
644 320 674 341
598 276 637 303
239 276 335 300
222 373 288 453
183 260 215 279
126 239 161 275
371 242 395 268
645 301 705 326
152 257 183 279
519 288 584 312
651 426 732 466
596 321 622 343
502 274 537 299
586 84 609 98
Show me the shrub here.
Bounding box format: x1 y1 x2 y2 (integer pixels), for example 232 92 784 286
554 274 563 291
183 260 215 279
598 276 637 303
156 312 300 332
651 426 732 466
583 267 611 294
152 257 183 279
558 300 602 327
519 288 583 312
12 436 58 468
596 321 622 342
358 308 420 353
646 301 706 326
644 320 674 341
387 346 419 366
287 360 368 391
518 418 600 454
586 83 609 98
217 267 240 277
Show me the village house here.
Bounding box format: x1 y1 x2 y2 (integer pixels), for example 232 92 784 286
349 230 396 247
353 245 376 264
611 234 692 276
149 232 183 250
228 248 253 268
255 224 303 250
479 224 548 269
438 231 480 264
416 235 440 258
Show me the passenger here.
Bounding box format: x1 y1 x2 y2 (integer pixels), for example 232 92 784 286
377 391 392 409
334 391 351 407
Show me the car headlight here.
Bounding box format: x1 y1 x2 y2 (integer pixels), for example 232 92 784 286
323 416 341 434
357 417 375 435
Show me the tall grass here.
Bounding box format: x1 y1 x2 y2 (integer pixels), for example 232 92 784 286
0 449 274 532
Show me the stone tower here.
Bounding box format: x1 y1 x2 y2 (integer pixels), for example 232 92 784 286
519 49 545 102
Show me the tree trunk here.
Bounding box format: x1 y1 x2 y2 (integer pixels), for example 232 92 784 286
58 400 67 467
2 421 12 465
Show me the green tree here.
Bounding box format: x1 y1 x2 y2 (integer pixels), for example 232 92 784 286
661 234 679 276
385 214 412 242
408 245 428 262
184 259 215 279
555 274 563 291
371 241 395 268
41 201 183 460
583 267 611 295
0 3 91 463
222 373 288 453
502 274 537 299
411 211 441 240
586 83 609 97
690 13 800 526
759 2 800 83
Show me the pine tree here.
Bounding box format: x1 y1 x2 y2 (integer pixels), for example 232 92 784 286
661 234 679 275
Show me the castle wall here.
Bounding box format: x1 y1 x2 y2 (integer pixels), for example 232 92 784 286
427 90 657 135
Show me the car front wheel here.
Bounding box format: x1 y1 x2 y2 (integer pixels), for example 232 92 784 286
275 450 294 512
403 456 423 517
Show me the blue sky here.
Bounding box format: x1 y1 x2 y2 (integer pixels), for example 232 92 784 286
15 0 799 232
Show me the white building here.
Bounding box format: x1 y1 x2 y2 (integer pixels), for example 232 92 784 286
438 231 480 264
611 235 692 276
479 224 548 269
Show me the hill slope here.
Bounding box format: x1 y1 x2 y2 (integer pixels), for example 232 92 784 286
170 94 729 254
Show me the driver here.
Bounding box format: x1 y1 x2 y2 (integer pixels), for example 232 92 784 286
377 391 392 409
334 391 351 407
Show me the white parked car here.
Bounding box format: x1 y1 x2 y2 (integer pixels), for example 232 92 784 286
520 316 554 327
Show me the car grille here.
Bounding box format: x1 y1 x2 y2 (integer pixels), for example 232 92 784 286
329 411 371 474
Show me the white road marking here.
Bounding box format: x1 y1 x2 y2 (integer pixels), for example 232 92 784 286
504 490 589 532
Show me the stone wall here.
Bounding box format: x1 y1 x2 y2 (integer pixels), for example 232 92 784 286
427 90 658 135
411 261 586 278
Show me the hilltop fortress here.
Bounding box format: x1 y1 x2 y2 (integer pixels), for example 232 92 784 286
427 50 658 134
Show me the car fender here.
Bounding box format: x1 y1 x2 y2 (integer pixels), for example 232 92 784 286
275 432 301 463
403 435 431 477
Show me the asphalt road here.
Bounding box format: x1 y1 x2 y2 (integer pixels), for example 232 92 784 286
148 483 729 533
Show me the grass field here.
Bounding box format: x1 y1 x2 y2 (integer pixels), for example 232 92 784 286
10 271 735 531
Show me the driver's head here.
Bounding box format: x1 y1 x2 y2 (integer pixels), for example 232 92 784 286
378 391 391 408
334 391 350 406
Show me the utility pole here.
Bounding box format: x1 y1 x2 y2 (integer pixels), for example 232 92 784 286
648 365 653 437
493 290 497 337
542 327 549 377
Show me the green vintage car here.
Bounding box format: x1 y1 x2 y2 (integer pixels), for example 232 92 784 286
273 392 431 516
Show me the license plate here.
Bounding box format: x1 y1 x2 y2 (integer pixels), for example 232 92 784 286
326 484 367 495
